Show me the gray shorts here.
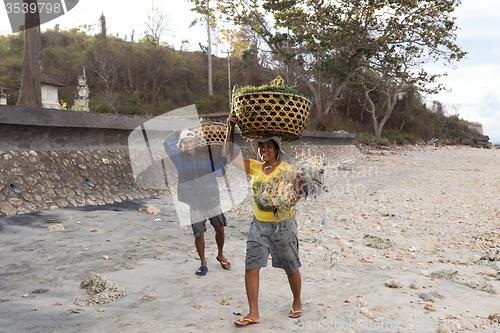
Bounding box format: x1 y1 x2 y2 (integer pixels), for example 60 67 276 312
245 216 301 274
191 210 226 238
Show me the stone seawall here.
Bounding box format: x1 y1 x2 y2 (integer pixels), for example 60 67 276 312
0 105 356 216
0 148 167 215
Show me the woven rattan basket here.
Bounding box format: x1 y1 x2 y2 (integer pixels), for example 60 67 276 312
184 122 227 148
233 92 311 141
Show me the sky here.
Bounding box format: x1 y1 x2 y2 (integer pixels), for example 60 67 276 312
1 0 499 143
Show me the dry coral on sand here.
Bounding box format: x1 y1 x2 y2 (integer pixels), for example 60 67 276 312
430 268 496 294
74 274 128 307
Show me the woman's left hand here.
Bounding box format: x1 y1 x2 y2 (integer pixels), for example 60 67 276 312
227 113 237 128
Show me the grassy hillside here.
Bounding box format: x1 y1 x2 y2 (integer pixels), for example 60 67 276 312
0 27 480 145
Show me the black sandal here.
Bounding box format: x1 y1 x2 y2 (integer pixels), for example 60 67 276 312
195 266 208 276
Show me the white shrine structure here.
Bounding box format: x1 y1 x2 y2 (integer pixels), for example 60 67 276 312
41 71 66 109
0 84 13 105
73 67 90 111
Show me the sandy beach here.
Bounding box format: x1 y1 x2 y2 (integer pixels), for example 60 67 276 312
1 145 499 333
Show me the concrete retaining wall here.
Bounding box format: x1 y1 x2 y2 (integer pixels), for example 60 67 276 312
0 106 145 150
0 105 355 216
0 148 167 215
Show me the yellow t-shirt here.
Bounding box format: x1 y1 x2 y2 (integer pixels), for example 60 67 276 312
249 159 294 222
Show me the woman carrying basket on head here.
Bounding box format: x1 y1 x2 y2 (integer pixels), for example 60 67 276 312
224 114 302 327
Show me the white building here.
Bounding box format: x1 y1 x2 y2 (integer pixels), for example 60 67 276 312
0 84 13 105
41 71 66 109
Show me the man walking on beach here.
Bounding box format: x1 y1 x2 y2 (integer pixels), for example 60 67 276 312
163 129 231 276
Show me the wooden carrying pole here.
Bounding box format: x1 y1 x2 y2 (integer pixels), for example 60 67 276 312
225 115 236 208
228 115 235 162
228 84 237 163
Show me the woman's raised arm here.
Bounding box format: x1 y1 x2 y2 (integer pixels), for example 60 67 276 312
224 114 250 174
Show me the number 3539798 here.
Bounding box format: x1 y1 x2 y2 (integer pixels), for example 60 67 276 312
5 1 63 14
4 0 79 33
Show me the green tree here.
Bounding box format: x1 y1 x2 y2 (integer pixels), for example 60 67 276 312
360 0 466 137
217 0 466 130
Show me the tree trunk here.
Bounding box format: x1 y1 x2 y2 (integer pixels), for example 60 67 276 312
365 90 379 136
376 89 399 137
319 74 351 118
374 124 382 138
373 89 399 138
17 0 42 108
207 0 213 96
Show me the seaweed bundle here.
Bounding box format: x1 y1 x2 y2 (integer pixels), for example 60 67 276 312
258 143 327 220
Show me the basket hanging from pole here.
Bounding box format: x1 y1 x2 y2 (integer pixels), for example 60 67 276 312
184 122 227 148
232 92 311 141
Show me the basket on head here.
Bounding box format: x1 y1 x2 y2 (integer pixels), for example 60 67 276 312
232 92 311 141
184 122 227 148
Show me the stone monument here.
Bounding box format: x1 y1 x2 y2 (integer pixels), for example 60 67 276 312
74 67 90 111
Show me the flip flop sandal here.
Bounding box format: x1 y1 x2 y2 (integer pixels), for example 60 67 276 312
216 256 231 269
234 318 259 327
289 308 303 318
195 266 208 276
